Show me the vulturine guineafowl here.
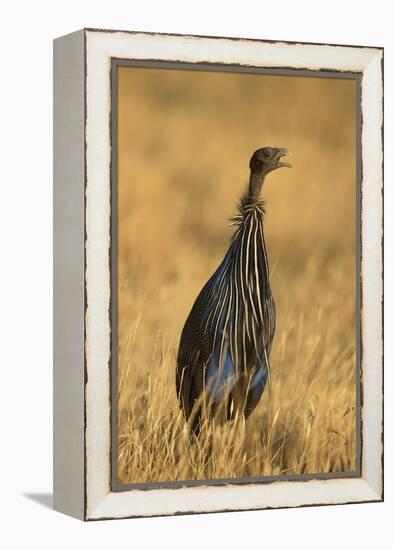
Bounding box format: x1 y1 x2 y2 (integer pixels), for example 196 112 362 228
176 147 291 435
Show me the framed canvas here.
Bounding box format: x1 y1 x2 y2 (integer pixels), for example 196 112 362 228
53 28 384 521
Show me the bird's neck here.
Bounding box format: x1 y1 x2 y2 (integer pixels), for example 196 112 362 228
248 169 266 202
232 185 265 228
231 168 267 227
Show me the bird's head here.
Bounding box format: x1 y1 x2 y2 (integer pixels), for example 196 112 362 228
249 147 292 175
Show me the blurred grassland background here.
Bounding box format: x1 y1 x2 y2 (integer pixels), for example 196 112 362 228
117 66 357 484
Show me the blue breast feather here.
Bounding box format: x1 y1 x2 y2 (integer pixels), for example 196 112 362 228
206 343 237 401
206 344 268 405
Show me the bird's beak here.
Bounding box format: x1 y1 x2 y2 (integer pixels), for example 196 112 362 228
276 148 292 168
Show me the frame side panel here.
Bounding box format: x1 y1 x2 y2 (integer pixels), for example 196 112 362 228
53 29 85 520
360 52 384 498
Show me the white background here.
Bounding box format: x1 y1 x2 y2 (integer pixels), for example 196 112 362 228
1 1 391 548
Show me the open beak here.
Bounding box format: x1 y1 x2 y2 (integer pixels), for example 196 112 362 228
276 148 292 168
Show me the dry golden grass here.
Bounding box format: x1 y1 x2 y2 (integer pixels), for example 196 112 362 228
116 67 357 483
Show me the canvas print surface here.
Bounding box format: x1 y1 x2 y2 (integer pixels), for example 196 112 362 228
114 65 357 485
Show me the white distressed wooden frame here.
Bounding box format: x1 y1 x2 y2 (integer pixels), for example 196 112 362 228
53 28 383 521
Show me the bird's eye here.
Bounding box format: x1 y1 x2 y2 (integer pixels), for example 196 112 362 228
263 151 270 159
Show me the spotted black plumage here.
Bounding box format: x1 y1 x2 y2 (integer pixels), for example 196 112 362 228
176 147 291 435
